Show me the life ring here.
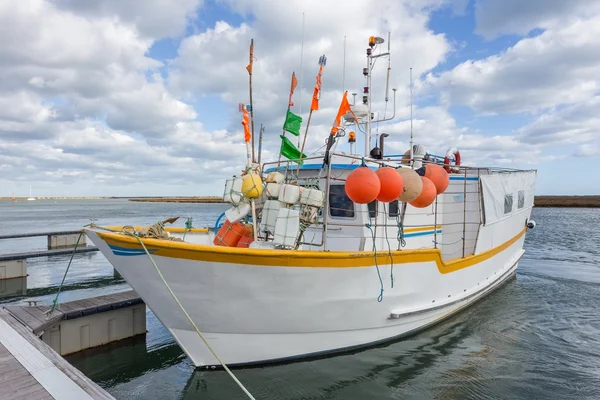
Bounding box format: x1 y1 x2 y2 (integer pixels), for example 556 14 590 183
443 148 461 173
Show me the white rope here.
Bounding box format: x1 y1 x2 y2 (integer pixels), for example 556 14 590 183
122 228 257 400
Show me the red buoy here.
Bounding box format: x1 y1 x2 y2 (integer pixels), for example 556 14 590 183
409 176 437 208
376 167 404 202
345 165 380 204
424 164 449 194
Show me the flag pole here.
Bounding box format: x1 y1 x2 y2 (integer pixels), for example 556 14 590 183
241 106 258 240
297 55 326 176
296 109 313 176
276 105 290 169
257 123 264 166
247 39 256 163
277 72 298 169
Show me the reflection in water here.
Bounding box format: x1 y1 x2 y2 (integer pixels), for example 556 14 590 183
66 335 187 388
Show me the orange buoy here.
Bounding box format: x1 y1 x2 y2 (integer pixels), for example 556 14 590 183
345 165 381 204
376 167 404 202
213 219 246 247
410 176 437 208
397 168 423 202
424 164 449 194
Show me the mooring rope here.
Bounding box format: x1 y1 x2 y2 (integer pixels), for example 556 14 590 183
93 224 256 400
48 231 84 314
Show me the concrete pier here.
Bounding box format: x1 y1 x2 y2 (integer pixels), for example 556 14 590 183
4 290 146 356
0 259 26 280
48 232 86 249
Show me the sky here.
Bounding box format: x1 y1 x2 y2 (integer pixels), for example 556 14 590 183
1 0 599 197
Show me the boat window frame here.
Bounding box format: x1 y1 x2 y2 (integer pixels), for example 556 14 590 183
388 200 400 218
367 200 377 219
328 184 356 219
504 193 514 214
517 190 525 209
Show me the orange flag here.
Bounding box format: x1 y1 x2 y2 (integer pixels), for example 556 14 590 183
241 107 251 143
246 39 254 75
289 72 298 107
331 91 357 135
311 55 326 111
310 65 323 111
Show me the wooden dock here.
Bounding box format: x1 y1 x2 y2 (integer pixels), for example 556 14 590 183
0 308 115 400
4 290 142 336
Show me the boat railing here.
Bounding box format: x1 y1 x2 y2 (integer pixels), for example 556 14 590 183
259 152 531 256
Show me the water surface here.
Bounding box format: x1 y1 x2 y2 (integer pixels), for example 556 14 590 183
1 201 598 399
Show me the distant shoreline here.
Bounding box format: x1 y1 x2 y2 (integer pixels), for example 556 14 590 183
2 195 600 207
532 196 600 208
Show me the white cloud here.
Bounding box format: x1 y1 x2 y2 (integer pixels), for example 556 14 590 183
425 15 600 115
475 0 600 39
50 0 203 39
169 0 451 143
1 0 597 197
516 96 600 146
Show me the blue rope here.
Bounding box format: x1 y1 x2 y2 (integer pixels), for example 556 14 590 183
365 217 384 302
214 212 226 232
382 203 394 289
183 217 193 241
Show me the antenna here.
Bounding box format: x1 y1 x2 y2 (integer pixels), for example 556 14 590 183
342 35 346 93
385 31 391 102
409 67 414 167
298 12 305 147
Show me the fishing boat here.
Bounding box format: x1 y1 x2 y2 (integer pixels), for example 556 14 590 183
84 35 537 367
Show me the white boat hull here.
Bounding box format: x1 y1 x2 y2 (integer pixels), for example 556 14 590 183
85 224 526 367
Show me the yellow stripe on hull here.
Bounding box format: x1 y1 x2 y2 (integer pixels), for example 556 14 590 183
94 226 526 274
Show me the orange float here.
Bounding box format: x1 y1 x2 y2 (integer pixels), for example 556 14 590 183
213 219 247 247
345 165 381 204
424 164 449 194
409 176 437 208
376 167 404 202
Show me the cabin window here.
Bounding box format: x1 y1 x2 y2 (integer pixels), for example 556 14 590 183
367 201 377 218
329 185 355 218
388 200 399 217
518 190 525 209
504 194 513 214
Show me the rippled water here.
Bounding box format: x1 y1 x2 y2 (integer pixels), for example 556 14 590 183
1 201 599 399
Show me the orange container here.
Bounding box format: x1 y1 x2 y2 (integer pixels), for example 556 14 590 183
213 219 247 247
237 224 255 248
